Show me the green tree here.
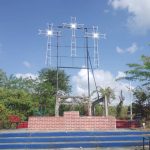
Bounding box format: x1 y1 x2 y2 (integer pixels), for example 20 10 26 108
0 67 71 127
96 87 115 116
0 69 7 87
117 55 150 122
0 68 37 93
38 68 71 93
37 68 71 116
132 87 150 120
0 87 38 128
116 90 125 119
94 104 103 116
125 55 150 86
6 75 36 93
0 88 36 119
109 106 116 117
0 102 11 128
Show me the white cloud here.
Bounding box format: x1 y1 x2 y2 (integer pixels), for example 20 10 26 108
109 0 150 34
116 43 138 54
116 71 126 79
72 69 134 105
116 46 124 53
23 61 32 68
15 73 38 80
127 43 138 53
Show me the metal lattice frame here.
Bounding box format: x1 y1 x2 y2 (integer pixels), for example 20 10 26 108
39 17 105 116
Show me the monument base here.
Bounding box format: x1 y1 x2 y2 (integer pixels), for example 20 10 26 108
28 111 116 131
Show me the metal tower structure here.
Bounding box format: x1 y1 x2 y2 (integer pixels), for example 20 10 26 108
93 26 100 68
85 26 106 68
39 18 105 116
62 17 84 56
39 24 60 66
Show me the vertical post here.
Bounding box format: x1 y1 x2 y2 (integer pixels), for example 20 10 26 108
85 28 91 116
104 95 108 117
148 137 150 150
143 137 145 150
55 32 59 116
85 28 90 98
46 33 52 66
130 82 133 120
56 32 59 98
71 26 76 56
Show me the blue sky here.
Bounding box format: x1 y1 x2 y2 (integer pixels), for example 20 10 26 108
0 0 149 102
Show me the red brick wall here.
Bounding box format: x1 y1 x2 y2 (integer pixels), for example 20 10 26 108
28 111 116 131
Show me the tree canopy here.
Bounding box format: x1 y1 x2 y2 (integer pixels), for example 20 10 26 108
0 68 71 128
125 55 150 86
92 86 115 116
118 55 150 123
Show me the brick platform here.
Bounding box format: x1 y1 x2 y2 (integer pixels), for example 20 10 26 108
28 111 116 131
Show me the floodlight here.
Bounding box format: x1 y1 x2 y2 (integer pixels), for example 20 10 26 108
93 33 99 39
47 30 53 36
71 23 77 29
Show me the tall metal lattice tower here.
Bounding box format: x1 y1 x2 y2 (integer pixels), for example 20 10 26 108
39 17 106 92
93 26 99 68
39 17 105 116
63 17 84 57
85 26 106 68
39 18 105 68
39 24 59 66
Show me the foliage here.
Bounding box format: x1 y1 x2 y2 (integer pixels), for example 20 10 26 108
116 90 126 119
98 87 115 116
0 102 11 128
117 55 150 123
94 104 103 116
0 87 37 124
0 68 71 128
124 55 150 86
132 86 150 120
128 55 150 122
99 87 115 102
76 103 89 116
7 75 36 93
0 69 7 87
91 86 115 116
108 106 116 117
38 68 71 93
36 68 71 116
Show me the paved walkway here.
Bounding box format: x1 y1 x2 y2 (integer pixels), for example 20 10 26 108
7 148 142 150
0 128 138 133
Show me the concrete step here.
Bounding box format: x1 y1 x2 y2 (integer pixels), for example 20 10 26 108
0 131 150 137
0 141 148 149
0 131 149 149
0 135 146 143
